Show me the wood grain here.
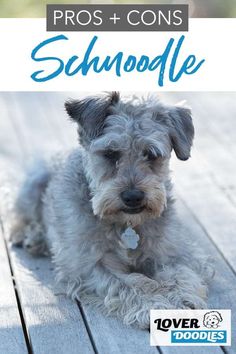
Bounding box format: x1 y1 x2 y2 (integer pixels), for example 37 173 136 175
0 226 28 354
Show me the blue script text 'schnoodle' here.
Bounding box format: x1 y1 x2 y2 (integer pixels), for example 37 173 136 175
31 34 205 87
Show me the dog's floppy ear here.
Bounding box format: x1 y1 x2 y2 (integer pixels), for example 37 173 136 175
65 92 119 145
215 311 223 322
167 103 194 161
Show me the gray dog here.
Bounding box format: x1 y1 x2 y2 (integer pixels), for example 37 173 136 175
11 92 213 328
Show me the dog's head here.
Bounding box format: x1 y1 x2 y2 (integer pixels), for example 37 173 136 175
203 311 222 328
65 92 194 225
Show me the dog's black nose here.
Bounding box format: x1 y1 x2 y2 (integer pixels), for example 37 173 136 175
120 189 145 207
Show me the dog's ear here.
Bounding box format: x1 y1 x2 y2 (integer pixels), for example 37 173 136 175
167 103 194 161
215 311 223 322
65 92 120 145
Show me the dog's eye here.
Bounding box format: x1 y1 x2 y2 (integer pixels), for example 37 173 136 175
143 148 161 162
103 150 121 162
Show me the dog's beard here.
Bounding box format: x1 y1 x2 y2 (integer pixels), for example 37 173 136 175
91 178 167 226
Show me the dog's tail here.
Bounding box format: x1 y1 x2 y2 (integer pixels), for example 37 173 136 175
10 159 51 253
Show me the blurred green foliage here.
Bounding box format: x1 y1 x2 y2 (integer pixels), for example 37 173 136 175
0 0 236 17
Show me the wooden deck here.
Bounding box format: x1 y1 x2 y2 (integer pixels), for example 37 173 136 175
0 92 235 354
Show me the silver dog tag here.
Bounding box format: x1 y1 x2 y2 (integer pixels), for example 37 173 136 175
121 227 140 250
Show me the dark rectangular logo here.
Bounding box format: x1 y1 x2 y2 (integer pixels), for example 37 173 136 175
47 4 188 32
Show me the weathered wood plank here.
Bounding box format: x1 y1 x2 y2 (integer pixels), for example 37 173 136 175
80 304 158 354
40 92 77 149
8 93 63 157
5 240 95 354
200 93 236 154
0 94 25 166
0 177 94 354
186 92 236 206
160 344 223 354
171 152 236 274
0 225 28 354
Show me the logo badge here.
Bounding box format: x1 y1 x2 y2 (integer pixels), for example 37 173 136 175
150 309 231 346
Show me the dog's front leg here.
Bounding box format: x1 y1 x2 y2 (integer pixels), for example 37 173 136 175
153 263 208 309
78 252 174 329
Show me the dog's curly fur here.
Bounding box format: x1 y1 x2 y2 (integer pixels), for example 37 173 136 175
11 92 213 328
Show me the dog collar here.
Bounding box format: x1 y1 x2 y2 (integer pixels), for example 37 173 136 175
121 226 140 250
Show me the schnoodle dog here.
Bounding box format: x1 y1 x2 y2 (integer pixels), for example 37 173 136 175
11 92 213 328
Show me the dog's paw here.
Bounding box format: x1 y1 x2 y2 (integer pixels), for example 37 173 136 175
123 273 160 295
22 222 49 256
23 236 48 256
123 298 175 329
10 219 27 246
123 308 150 329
